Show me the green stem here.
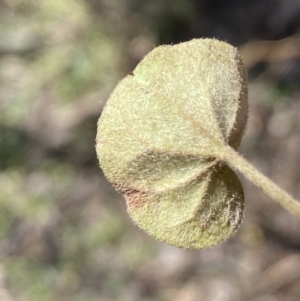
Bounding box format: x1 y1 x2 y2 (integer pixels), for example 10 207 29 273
222 146 300 218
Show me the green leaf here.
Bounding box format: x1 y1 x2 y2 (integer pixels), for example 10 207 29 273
96 38 248 249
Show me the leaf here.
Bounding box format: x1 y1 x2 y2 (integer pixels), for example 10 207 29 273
96 38 248 249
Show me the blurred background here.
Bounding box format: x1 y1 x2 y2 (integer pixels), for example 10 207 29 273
0 0 300 300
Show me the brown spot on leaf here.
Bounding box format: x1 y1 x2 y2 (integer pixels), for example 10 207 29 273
113 183 149 209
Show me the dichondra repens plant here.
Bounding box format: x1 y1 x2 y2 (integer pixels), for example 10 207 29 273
96 38 300 249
